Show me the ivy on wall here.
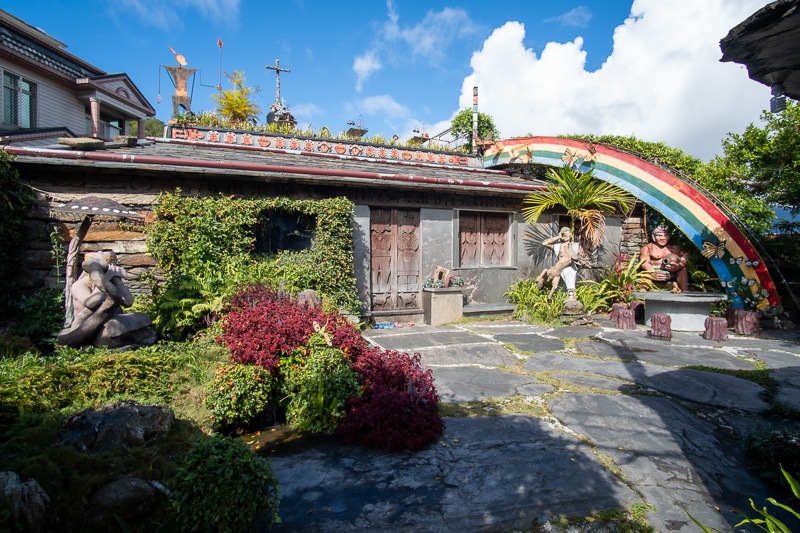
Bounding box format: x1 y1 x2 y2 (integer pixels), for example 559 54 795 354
146 190 359 313
0 151 34 306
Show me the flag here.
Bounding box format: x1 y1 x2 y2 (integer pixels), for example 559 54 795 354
217 37 223 48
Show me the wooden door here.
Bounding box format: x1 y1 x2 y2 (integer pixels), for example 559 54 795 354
370 208 420 311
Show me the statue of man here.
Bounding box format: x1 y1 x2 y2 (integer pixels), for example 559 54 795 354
536 227 591 298
640 225 689 292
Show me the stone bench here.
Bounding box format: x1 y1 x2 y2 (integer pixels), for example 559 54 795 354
632 291 728 332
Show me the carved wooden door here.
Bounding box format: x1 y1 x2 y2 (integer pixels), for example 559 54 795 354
370 208 420 311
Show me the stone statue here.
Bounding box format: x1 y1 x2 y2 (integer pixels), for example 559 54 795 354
536 227 591 299
640 226 689 293
57 251 156 349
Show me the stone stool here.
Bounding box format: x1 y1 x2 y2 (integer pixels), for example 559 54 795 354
610 303 628 323
734 310 761 336
616 308 636 330
629 300 645 323
703 316 728 341
648 313 672 340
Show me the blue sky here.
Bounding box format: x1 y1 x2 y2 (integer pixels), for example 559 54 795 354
9 1 772 160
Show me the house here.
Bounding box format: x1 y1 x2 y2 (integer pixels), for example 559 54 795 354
0 8 154 146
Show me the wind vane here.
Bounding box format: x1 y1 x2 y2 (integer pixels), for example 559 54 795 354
265 59 290 105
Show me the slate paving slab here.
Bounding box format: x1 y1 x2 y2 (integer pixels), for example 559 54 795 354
433 367 554 403
420 344 520 367
544 325 603 338
494 333 566 353
575 340 756 370
459 321 550 335
521 353 769 411
547 372 638 392
268 415 639 533
548 394 787 533
738 349 800 369
369 330 488 351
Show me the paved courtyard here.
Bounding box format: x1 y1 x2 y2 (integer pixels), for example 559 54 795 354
267 319 800 532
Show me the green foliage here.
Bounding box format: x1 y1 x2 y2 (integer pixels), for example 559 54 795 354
575 281 612 314
10 288 64 352
205 363 276 427
450 108 500 153
0 151 34 305
146 191 359 337
280 332 360 433
686 465 800 533
522 165 634 247
506 279 567 324
211 71 261 126
128 117 166 138
745 427 800 479
596 253 655 305
718 101 800 215
170 437 280 532
0 341 226 422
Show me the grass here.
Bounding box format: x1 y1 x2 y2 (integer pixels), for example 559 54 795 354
519 503 656 533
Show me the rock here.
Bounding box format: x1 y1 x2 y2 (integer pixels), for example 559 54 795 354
296 289 322 308
87 477 155 527
0 472 51 533
59 400 174 453
112 135 138 147
58 137 105 150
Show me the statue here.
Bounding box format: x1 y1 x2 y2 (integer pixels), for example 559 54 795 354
640 226 689 292
57 251 156 349
536 227 591 299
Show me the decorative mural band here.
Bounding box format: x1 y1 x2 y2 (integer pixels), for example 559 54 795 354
484 137 781 311
170 127 472 167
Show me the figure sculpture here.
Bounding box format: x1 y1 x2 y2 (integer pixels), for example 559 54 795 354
640 226 689 293
57 251 156 349
536 227 591 299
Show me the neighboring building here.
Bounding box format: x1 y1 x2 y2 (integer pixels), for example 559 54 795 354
0 8 154 147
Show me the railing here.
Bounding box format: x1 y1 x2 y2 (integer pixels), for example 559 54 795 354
85 116 122 139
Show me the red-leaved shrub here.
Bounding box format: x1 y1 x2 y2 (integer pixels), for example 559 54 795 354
219 284 366 373
337 348 444 450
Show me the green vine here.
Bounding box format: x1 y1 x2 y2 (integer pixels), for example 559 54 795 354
146 191 359 332
0 151 34 307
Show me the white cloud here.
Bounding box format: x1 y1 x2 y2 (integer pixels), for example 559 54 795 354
545 6 593 28
383 4 479 62
353 52 382 92
458 0 771 160
359 95 409 118
117 0 240 29
291 103 322 123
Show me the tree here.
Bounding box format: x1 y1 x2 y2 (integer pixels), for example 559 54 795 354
450 108 500 153
522 165 635 248
128 117 166 138
211 71 261 126
713 100 800 215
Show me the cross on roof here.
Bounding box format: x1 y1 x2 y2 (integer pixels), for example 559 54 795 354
265 59 290 104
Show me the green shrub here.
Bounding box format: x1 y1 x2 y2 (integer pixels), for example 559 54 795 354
205 363 276 427
506 279 566 324
10 288 64 352
596 252 654 305
745 427 800 478
280 332 360 433
170 437 280 532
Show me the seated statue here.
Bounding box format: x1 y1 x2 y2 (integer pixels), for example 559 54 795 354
640 226 689 292
57 251 156 349
536 227 591 299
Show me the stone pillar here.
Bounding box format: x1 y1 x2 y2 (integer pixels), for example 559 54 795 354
89 97 100 138
137 118 146 140
734 310 761 336
616 308 636 330
629 300 645 323
610 303 628 323
648 313 671 340
703 317 728 341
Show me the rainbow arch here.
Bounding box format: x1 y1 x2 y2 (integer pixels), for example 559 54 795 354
484 137 779 310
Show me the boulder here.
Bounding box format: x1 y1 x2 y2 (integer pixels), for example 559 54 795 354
296 289 322 309
87 477 155 527
0 472 51 533
59 400 174 453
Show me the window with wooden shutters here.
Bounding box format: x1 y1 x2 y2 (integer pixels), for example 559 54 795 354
458 212 512 267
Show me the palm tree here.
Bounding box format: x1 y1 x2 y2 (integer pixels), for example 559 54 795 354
522 165 635 247
211 71 261 126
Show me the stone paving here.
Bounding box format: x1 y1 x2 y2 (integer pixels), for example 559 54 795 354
268 319 800 533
